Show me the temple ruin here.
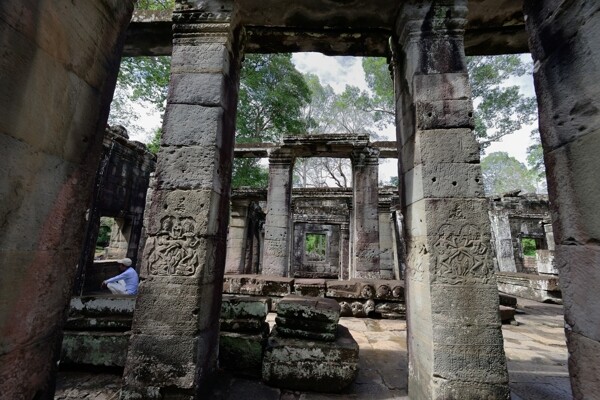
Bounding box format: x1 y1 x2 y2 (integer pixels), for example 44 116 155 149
1 1 600 399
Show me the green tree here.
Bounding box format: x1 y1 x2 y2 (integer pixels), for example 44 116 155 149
480 152 537 196
361 57 395 127
108 1 173 138
236 54 311 143
468 55 537 149
526 129 545 179
146 128 162 154
233 54 312 188
361 55 537 149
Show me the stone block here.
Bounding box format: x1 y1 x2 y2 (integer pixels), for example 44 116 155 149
220 295 270 320
161 104 223 147
415 99 474 130
168 73 225 107
414 129 480 165
326 279 376 300
60 331 129 368
219 331 267 377
275 316 337 336
276 295 340 325
223 275 293 297
556 244 600 342
274 325 336 342
373 302 407 319
154 145 224 191
566 330 600 400
65 316 132 331
499 305 516 323
293 279 327 297
262 326 359 393
69 296 135 318
171 43 230 75
496 272 562 304
132 280 220 336
413 73 472 102
544 134 600 245
498 293 517 308
220 319 269 334
404 163 484 204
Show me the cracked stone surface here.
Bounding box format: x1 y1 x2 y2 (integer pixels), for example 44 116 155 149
55 297 571 399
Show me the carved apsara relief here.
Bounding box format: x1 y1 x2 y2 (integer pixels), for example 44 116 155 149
146 215 201 276
432 223 492 285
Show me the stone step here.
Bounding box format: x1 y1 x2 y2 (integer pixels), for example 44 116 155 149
276 295 340 324
262 325 359 393
60 331 129 368
221 295 271 320
65 316 132 331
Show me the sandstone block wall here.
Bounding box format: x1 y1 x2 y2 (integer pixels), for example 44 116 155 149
0 1 134 398
525 2 600 398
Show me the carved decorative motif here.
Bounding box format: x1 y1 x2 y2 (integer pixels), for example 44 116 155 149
432 223 492 285
146 216 201 276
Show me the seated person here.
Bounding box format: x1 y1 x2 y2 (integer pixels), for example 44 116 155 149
101 258 139 295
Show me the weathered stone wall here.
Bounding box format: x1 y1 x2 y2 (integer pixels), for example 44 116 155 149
488 194 555 275
0 1 134 398
525 2 600 398
75 127 156 294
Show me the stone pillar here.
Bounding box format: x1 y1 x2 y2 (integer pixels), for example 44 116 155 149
339 224 350 280
525 3 600 398
0 1 134 398
121 2 242 398
393 1 509 398
488 210 517 273
351 146 381 279
262 151 294 276
225 199 250 274
379 202 395 279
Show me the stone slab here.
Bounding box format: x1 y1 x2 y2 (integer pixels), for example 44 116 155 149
293 279 327 297
220 319 269 334
262 325 359 393
69 296 135 317
220 295 270 320
60 331 129 368
276 295 340 324
219 331 267 378
223 275 293 298
497 272 562 304
64 316 132 331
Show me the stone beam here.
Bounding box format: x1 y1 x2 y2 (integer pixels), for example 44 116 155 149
122 1 528 57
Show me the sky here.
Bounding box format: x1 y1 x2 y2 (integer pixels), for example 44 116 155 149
124 52 539 184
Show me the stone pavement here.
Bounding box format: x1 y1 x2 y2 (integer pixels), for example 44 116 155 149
55 297 571 400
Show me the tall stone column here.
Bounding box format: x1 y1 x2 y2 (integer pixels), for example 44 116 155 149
394 1 509 398
262 150 294 276
225 198 250 274
525 3 600 398
340 224 350 280
121 2 242 398
351 146 381 279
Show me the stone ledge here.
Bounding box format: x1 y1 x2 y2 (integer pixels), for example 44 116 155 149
497 272 562 304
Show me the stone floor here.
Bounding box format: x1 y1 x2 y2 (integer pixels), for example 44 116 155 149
55 297 572 400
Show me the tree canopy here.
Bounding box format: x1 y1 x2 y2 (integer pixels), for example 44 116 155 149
236 54 311 143
480 152 537 196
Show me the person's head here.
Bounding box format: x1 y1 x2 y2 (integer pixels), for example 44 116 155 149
117 258 132 271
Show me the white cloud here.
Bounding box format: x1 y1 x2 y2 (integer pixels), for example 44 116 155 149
292 53 368 93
